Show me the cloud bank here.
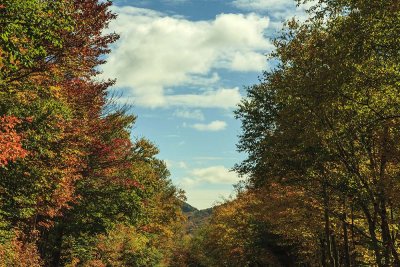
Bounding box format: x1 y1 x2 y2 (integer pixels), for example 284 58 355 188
232 0 316 24
182 165 241 186
191 120 227 131
233 0 294 11
101 6 272 108
173 109 205 121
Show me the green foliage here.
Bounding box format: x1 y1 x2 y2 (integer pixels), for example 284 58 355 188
0 0 186 266
177 192 302 267
92 224 163 267
0 231 42 267
7 0 400 265
0 0 73 83
232 0 400 266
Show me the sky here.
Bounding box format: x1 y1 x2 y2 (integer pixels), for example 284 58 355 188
101 0 312 209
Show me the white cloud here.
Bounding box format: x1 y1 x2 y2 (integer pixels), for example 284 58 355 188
230 51 267 71
100 6 272 108
116 87 242 109
181 165 241 186
173 109 205 121
233 0 294 11
165 159 188 169
191 120 227 132
164 159 173 169
178 161 188 169
165 88 242 109
184 188 234 209
179 72 220 87
232 0 316 23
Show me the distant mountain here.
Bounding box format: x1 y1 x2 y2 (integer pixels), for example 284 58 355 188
181 202 213 234
181 202 198 213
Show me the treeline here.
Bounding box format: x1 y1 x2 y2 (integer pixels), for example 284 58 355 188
0 1 184 266
176 0 400 266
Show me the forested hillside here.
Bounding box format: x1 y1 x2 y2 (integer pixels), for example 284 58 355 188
2 0 400 266
183 205 212 234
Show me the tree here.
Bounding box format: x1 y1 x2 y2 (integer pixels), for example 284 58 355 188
0 1 186 266
234 0 400 265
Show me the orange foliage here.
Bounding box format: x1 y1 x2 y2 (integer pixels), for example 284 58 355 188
0 232 42 267
0 116 28 166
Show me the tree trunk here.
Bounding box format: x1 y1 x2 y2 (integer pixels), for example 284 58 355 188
350 203 356 266
379 197 400 266
323 181 334 267
380 198 392 266
361 203 383 267
342 199 351 267
331 233 339 267
51 224 64 267
378 124 400 266
321 237 328 267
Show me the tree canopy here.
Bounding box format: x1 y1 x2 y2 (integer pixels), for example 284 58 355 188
178 1 400 266
0 0 185 266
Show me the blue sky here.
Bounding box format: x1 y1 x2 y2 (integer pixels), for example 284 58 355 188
101 0 311 209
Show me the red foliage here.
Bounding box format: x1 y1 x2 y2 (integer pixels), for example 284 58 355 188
51 0 118 78
62 78 110 120
33 0 121 222
89 136 144 189
0 116 28 166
